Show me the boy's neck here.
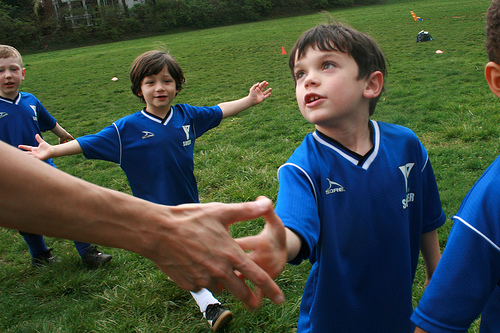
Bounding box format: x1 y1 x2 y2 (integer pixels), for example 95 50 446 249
144 106 172 121
145 105 171 119
0 91 20 101
316 120 373 156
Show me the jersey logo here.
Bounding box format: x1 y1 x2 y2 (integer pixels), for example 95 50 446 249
0 112 7 119
325 178 345 195
182 125 192 146
30 105 38 122
142 131 155 139
399 163 415 209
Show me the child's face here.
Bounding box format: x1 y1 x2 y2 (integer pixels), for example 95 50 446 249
140 65 178 116
0 56 25 100
292 47 371 130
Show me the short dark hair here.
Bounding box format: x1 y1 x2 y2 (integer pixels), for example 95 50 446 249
289 24 387 115
486 0 500 63
130 50 185 103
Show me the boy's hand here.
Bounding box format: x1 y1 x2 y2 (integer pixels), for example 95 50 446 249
18 134 54 160
235 197 287 299
58 132 75 144
248 81 272 106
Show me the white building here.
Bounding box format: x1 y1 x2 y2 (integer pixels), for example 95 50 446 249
46 0 146 27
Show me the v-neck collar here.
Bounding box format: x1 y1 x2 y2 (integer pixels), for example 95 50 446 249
141 107 172 125
313 120 380 170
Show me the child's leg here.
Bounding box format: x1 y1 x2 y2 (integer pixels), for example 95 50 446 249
19 231 48 257
75 242 113 268
190 288 220 316
73 241 92 257
191 289 233 331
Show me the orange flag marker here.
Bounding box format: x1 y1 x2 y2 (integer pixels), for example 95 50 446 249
282 46 287 55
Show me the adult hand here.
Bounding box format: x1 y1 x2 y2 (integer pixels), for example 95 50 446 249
145 196 286 309
234 200 287 300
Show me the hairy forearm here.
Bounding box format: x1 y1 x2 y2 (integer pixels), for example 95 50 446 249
1 142 285 307
1 140 159 255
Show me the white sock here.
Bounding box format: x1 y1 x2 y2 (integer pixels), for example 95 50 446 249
190 288 220 316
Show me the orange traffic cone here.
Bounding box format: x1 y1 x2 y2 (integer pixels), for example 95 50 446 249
282 46 287 55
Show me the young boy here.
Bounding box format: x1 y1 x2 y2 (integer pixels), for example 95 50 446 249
237 23 445 332
411 1 500 331
0 45 112 269
20 50 272 331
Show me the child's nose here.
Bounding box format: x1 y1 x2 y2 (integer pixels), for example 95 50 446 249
304 72 319 87
155 83 165 91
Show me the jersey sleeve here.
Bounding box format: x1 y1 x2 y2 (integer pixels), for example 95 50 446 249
35 100 57 132
411 220 500 332
420 144 446 233
412 156 500 332
76 124 121 163
275 163 321 265
183 104 222 138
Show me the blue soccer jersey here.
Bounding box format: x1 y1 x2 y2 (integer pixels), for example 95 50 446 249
276 120 445 332
0 92 57 166
77 103 222 205
412 155 500 333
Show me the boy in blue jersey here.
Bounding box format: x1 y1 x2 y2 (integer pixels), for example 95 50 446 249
0 45 112 269
411 1 500 332
237 23 446 332
20 50 272 331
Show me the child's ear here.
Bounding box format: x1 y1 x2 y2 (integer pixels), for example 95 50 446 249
363 71 384 99
21 68 26 81
485 61 500 98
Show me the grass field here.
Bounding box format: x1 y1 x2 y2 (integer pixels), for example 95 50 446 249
0 0 495 331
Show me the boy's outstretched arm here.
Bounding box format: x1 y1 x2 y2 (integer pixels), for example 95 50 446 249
18 133 83 160
50 123 75 144
218 81 272 119
420 229 441 287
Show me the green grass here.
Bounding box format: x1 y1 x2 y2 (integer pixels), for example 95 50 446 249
0 0 494 331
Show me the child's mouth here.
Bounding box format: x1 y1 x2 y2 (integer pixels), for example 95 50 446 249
305 93 323 105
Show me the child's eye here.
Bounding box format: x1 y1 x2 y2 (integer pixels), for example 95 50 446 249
295 71 305 80
323 62 335 70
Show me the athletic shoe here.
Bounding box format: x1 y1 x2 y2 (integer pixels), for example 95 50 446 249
81 245 112 268
205 304 233 331
32 248 60 267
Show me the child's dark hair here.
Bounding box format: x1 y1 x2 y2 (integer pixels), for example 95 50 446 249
486 0 500 63
289 24 387 115
130 50 185 103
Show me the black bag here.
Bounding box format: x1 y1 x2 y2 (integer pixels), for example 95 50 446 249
416 30 433 42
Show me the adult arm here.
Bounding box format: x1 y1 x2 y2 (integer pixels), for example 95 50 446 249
0 140 284 309
218 81 271 118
